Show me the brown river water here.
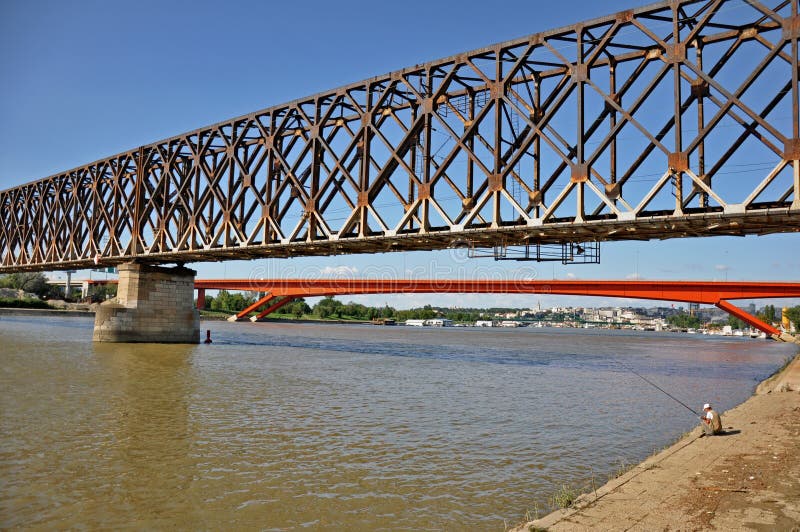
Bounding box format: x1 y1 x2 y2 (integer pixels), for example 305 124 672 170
1 315 796 530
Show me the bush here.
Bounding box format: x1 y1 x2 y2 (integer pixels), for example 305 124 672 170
0 273 50 298
549 484 577 509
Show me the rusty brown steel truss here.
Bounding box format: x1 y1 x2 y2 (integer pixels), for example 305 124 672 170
2 0 800 273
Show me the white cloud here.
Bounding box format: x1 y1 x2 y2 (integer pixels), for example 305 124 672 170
565 272 577 279
626 273 643 280
319 265 359 276
714 264 730 271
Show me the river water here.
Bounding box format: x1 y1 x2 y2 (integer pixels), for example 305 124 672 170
0 315 796 530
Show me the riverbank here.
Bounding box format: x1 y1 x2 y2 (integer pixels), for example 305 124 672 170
514 352 800 531
0 307 95 318
0 308 371 325
197 311 374 324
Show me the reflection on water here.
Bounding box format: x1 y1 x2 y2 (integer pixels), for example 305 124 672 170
92 343 200 529
1 316 796 529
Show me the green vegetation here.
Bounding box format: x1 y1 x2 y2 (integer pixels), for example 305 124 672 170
0 272 51 298
0 272 107 301
200 292 484 322
90 284 117 301
786 306 800 327
198 309 233 320
203 290 257 312
666 312 701 329
549 484 577 509
285 299 312 319
727 315 745 329
757 304 777 324
0 297 52 309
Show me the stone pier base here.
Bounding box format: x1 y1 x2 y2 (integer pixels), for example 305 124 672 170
93 263 200 343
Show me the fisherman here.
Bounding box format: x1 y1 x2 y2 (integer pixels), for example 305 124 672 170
700 403 722 436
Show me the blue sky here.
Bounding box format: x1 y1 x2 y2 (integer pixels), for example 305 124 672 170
1 0 798 309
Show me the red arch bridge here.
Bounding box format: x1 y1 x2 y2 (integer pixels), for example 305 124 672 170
181 279 800 342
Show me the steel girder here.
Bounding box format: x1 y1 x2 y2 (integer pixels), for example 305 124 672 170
195 278 800 303
2 0 799 272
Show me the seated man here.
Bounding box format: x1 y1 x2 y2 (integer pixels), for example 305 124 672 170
701 403 723 435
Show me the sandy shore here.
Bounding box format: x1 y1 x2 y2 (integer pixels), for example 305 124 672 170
514 352 800 531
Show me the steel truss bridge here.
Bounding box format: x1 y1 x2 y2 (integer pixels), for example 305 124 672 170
2 0 800 273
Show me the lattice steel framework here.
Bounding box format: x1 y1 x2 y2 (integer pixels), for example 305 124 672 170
2 0 799 272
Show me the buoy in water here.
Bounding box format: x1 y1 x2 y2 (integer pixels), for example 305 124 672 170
204 329 212 344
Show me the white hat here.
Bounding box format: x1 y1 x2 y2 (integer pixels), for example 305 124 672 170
703 403 711 410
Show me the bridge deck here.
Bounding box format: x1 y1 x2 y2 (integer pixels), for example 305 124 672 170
2 0 799 272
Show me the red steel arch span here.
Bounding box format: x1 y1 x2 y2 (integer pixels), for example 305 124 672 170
191 279 800 342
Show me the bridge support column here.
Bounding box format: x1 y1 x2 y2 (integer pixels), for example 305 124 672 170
197 288 206 310
93 263 199 343
715 300 796 343
252 297 295 321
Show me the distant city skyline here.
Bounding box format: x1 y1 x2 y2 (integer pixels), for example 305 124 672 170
2 0 798 309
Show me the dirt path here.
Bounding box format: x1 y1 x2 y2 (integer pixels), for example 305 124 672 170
515 353 800 531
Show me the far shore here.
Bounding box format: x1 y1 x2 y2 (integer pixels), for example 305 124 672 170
3 308 797 341
0 307 374 325
0 307 95 318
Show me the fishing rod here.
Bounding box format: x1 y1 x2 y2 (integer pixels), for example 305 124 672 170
625 365 700 417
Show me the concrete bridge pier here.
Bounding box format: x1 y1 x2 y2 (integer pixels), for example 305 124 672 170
93 263 199 343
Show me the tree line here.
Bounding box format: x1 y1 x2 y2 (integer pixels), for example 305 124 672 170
0 272 119 303
202 292 495 322
665 304 800 330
